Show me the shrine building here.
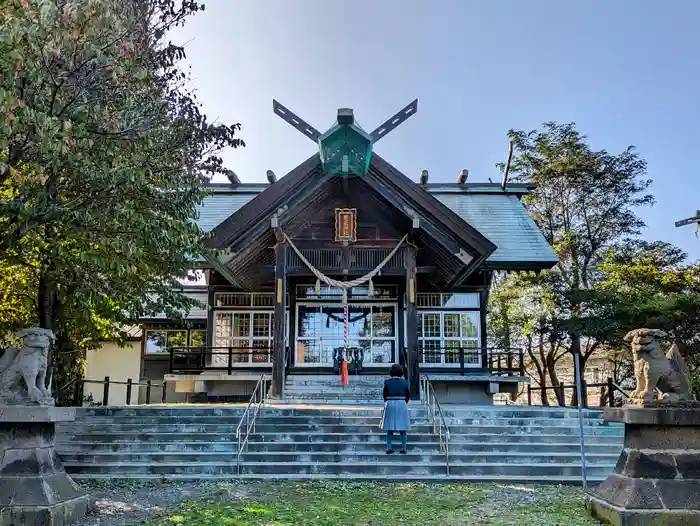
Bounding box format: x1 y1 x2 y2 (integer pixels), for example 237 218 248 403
85 100 558 405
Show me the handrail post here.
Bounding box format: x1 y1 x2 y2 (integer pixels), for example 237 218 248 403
102 376 110 406
162 380 167 403
228 346 233 375
518 348 525 376
126 378 133 405
527 385 532 406
506 349 514 375
169 348 174 374
74 378 83 407
607 377 614 407
146 380 152 405
557 384 565 406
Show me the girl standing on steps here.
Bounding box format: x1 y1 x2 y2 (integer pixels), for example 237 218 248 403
381 364 410 454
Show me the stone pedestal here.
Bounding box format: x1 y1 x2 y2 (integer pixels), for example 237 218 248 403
587 406 700 526
0 406 91 526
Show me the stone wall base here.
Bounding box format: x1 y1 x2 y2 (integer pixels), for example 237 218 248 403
0 495 91 526
0 407 90 525
588 407 700 526
588 494 700 526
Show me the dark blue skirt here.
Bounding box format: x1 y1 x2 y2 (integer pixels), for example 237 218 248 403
381 399 410 431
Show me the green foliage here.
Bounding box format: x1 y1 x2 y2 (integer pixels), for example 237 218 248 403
125 481 597 526
0 0 243 387
492 122 656 403
597 240 700 392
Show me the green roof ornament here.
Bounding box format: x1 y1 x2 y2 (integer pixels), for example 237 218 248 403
318 108 373 176
273 99 418 177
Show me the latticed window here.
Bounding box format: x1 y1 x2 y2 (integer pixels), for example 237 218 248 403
417 311 480 367
214 311 273 363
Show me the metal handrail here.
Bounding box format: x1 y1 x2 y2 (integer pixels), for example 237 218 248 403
419 374 451 475
236 373 269 475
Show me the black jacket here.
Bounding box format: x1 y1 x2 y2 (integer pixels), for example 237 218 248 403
383 377 410 403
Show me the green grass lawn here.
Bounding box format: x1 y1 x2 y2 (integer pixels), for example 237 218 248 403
136 481 600 526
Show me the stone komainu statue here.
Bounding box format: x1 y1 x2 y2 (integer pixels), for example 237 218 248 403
624 328 697 406
0 328 55 406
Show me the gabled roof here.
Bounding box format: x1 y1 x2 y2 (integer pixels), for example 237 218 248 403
203 154 508 288
196 179 557 271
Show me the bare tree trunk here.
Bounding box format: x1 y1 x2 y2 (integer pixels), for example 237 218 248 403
529 332 550 406
546 353 564 406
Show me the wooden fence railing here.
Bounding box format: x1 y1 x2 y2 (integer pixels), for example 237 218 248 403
526 377 630 408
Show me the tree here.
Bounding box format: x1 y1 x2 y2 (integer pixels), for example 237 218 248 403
489 273 567 405
496 122 654 405
597 240 700 395
0 0 244 394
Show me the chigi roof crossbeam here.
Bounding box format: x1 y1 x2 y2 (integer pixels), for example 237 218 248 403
272 99 418 177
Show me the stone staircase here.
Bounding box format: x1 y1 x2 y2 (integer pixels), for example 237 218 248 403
280 374 384 404
56 401 624 483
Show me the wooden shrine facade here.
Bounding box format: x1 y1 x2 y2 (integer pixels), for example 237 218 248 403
141 101 559 402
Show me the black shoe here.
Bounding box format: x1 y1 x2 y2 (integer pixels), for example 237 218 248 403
386 449 394 455
399 449 407 454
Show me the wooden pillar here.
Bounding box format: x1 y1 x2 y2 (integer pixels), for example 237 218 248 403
479 288 488 371
405 245 420 400
271 240 287 399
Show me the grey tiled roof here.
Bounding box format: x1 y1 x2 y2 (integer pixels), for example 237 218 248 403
433 193 558 265
196 191 261 232
196 182 557 267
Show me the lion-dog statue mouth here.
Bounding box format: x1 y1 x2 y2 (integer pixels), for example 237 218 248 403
624 328 697 406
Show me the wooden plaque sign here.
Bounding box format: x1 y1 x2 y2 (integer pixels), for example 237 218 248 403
335 208 357 242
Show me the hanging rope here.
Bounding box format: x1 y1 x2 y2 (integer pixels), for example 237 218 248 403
282 231 407 386
283 232 408 290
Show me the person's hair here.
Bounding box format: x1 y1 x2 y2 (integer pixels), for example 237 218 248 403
389 364 404 378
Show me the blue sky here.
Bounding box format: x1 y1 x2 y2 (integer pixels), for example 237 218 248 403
171 0 700 261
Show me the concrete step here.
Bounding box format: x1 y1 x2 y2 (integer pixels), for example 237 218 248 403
61 414 616 429
275 399 387 405
57 432 244 443
56 403 622 483
74 405 608 420
75 407 248 417
286 375 384 384
237 462 615 478
65 472 608 484
254 416 614 427
249 423 621 436
58 431 622 446
57 440 619 455
59 451 619 465
252 432 437 443
58 441 240 453
243 441 621 454
62 460 614 478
